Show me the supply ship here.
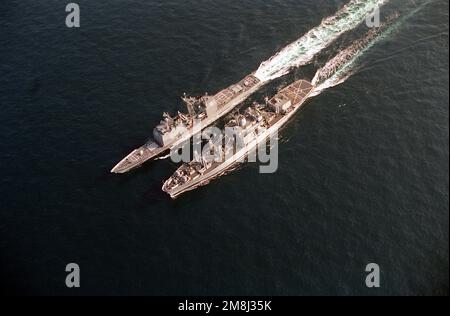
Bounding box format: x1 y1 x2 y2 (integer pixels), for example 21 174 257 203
111 74 263 173
162 79 313 198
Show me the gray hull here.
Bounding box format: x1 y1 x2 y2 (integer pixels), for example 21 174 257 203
111 76 264 173
164 80 313 198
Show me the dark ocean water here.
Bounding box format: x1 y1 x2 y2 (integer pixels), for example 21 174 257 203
0 0 448 295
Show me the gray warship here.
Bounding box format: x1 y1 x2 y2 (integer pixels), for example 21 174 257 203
111 74 263 173
162 79 313 198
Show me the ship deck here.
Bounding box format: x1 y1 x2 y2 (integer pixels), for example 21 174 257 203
277 80 313 104
209 74 261 109
112 74 263 174
164 80 314 198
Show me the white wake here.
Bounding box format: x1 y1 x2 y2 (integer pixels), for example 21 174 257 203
254 0 390 82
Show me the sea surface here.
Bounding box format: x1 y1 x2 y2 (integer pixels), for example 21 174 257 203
0 0 448 295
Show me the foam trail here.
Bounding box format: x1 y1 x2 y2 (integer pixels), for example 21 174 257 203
309 27 389 97
309 2 430 97
311 25 388 86
254 0 390 82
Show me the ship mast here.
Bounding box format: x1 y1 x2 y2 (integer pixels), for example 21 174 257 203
181 93 196 116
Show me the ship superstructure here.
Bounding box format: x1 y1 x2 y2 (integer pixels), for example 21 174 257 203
111 74 263 173
162 79 313 198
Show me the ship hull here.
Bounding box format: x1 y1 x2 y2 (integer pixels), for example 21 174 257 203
111 79 264 174
164 81 313 198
